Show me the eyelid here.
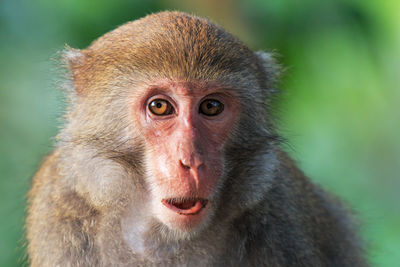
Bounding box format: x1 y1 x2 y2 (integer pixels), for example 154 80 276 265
199 92 228 104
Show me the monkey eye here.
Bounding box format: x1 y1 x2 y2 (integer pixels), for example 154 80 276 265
199 99 224 116
148 99 174 116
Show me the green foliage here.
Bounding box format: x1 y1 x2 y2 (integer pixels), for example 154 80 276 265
0 0 398 266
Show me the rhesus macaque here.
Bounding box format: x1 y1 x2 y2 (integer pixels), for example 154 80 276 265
27 11 367 266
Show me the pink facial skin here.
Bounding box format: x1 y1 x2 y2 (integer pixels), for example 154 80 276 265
133 80 240 230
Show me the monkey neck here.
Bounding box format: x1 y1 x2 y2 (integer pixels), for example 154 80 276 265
120 195 153 255
120 201 231 261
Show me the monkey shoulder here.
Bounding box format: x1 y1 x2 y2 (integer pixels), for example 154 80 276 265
27 150 101 266
230 151 366 266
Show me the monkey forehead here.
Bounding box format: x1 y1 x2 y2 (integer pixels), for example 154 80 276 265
80 11 260 85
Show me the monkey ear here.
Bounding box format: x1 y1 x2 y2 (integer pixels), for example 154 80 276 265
62 45 86 94
254 51 281 95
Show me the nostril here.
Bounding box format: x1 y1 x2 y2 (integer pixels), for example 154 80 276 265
197 162 205 172
180 160 191 170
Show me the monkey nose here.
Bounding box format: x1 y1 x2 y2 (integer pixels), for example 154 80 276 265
180 160 191 170
179 156 204 171
179 158 205 188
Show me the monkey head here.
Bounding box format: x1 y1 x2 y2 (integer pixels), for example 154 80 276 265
62 11 278 238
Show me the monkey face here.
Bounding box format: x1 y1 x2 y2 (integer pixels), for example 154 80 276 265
62 11 271 239
133 80 240 232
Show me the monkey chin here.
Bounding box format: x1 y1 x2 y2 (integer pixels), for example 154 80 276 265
156 198 212 237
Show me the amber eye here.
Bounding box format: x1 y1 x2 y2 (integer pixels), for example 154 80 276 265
148 99 174 116
199 99 224 116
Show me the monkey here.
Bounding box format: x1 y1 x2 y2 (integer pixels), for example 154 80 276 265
26 11 367 267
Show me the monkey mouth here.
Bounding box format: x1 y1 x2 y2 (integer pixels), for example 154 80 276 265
161 198 208 215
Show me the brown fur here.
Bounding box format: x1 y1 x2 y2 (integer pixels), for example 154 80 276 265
27 11 367 266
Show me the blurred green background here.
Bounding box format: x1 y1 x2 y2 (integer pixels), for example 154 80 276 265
1 0 399 266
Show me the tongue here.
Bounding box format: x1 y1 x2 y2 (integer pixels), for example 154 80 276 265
162 199 207 215
174 200 197 210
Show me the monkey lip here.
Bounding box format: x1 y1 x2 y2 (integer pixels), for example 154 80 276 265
161 198 208 215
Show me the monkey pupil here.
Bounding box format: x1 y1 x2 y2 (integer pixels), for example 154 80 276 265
156 102 162 108
207 103 214 109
